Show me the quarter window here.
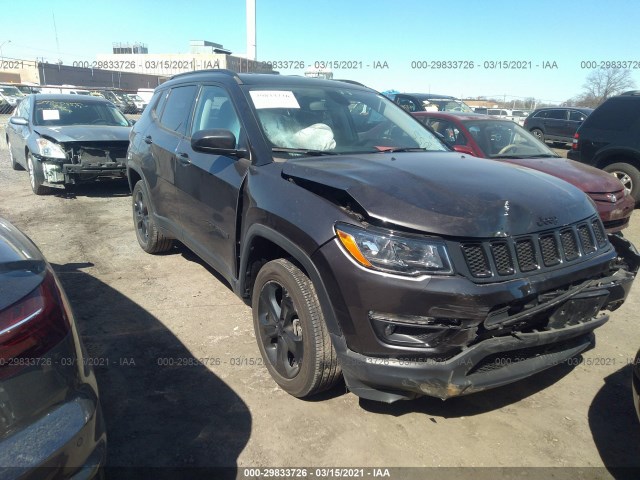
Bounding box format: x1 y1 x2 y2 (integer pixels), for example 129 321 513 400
159 85 197 135
569 110 587 122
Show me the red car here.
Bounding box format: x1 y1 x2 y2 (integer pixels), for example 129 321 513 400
412 111 634 233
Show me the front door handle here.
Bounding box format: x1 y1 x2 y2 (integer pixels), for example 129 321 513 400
177 152 191 165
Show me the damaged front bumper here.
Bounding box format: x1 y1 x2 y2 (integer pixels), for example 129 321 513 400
36 144 127 187
320 232 640 403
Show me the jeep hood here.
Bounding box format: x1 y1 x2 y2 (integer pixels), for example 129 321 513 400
502 156 625 194
282 152 596 238
33 125 131 143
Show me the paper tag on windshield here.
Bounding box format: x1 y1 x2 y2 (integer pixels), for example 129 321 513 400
42 109 60 120
250 91 300 109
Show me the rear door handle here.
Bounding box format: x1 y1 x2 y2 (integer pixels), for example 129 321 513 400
144 135 153 145
177 152 191 165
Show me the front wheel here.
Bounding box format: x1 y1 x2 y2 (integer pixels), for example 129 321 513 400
252 259 341 398
132 180 173 253
604 162 640 204
26 153 49 195
7 139 23 171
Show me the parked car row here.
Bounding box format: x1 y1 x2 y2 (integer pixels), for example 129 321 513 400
0 84 26 114
473 107 530 125
0 84 148 115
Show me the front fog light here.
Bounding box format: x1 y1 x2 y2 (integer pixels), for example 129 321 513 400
335 223 452 276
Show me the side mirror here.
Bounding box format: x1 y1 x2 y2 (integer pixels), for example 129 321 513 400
452 145 477 156
191 129 248 158
9 117 28 126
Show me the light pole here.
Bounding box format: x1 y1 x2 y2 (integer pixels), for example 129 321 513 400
0 40 11 60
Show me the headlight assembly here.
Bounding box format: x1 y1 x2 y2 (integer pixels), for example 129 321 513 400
35 138 67 159
335 223 453 276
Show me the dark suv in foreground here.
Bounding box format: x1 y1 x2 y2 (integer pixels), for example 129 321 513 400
568 91 640 204
127 70 639 403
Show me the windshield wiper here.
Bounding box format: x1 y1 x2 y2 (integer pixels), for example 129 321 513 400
374 147 427 153
494 153 560 159
272 147 339 156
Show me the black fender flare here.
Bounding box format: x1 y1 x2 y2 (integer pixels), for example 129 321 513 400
239 224 344 339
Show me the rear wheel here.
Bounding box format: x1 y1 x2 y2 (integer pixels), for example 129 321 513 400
604 162 640 203
26 153 49 195
132 180 173 253
531 128 544 142
252 259 341 398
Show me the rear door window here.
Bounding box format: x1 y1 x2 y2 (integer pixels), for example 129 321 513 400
546 109 567 120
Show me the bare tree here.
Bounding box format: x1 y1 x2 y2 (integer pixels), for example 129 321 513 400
577 68 636 107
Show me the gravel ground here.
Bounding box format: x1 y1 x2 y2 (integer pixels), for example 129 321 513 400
0 118 638 480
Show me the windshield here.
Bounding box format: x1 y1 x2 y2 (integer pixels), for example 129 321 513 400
462 119 559 159
114 92 132 103
0 86 23 97
34 100 130 127
247 86 447 156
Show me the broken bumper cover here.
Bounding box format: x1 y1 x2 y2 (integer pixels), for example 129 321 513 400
334 264 636 402
337 315 605 402
40 159 126 187
317 234 639 403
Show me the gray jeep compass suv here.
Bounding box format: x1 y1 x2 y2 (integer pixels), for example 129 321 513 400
126 70 639 402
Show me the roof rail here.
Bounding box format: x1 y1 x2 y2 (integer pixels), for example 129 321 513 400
620 90 640 96
169 69 241 81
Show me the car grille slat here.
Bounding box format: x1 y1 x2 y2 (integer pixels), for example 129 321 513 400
578 224 596 254
560 229 580 261
490 242 514 276
459 216 608 281
539 234 561 266
515 239 538 272
592 219 607 247
462 244 492 278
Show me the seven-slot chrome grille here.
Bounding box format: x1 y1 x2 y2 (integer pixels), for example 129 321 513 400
460 216 608 280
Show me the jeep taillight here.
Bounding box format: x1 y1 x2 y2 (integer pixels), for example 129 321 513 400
0 270 71 378
572 133 579 150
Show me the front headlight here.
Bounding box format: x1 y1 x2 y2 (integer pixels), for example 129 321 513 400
335 223 452 276
35 138 67 159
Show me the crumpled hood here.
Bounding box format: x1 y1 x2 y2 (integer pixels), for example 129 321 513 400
502 156 625 194
34 125 130 143
282 152 596 238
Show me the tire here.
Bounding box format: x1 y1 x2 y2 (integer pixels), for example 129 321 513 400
7 139 23 171
132 180 173 253
252 258 341 398
26 153 49 195
531 128 544 142
604 162 640 204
